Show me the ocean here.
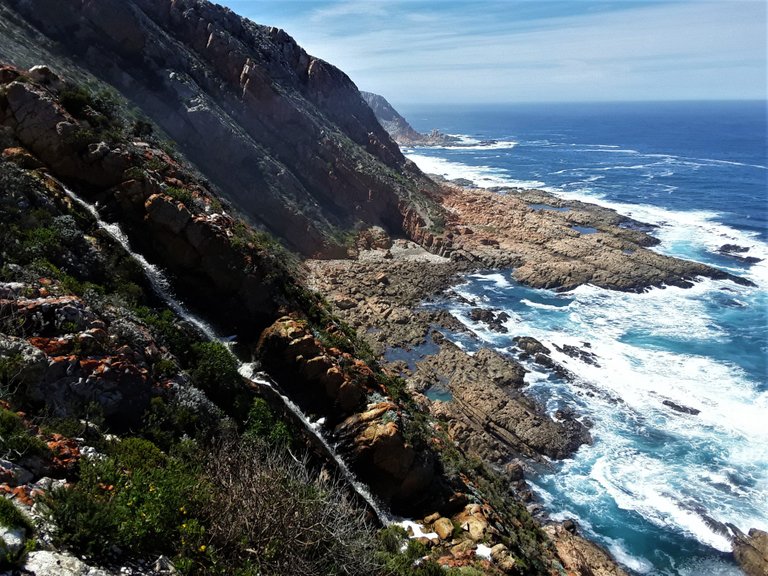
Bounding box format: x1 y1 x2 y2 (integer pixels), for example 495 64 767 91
397 101 768 575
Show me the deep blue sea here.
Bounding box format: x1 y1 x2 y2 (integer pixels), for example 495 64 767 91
398 101 768 575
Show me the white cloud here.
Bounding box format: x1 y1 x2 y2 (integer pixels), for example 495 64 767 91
308 0 388 23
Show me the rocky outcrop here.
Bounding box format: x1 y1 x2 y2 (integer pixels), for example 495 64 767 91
729 526 768 576
419 343 590 463
1 79 131 188
432 184 753 292
0 0 441 256
257 316 374 418
1 289 152 428
257 316 443 512
334 401 436 511
543 523 630 576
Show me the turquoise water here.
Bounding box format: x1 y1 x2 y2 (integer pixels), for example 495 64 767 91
400 101 768 575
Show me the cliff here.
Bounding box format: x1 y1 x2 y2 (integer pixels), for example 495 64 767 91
0 0 443 256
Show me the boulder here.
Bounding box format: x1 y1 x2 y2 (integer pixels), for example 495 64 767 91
0 524 26 558
24 550 112 576
0 334 48 392
490 543 518 573
433 517 454 541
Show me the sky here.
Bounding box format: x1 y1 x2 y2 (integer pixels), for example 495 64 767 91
216 0 767 104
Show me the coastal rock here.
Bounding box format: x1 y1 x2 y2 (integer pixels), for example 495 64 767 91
430 184 754 292
333 401 436 511
718 244 762 264
469 308 509 333
544 523 629 576
662 400 700 415
513 336 550 358
419 342 590 462
729 526 768 576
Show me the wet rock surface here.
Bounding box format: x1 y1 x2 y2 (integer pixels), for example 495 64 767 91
729 525 768 576
419 343 591 463
543 523 630 576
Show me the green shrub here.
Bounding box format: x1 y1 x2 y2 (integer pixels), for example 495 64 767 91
0 498 33 534
190 342 246 414
0 408 49 461
165 186 194 207
133 307 196 362
139 396 217 452
376 537 447 576
244 398 291 447
44 437 206 561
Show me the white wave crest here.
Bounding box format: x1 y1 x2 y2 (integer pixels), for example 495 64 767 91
404 152 546 189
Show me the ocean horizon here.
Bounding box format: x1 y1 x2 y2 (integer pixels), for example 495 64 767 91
397 99 767 575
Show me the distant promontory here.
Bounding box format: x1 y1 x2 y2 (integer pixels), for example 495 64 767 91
361 91 460 146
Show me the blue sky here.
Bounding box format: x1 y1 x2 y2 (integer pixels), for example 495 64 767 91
217 0 767 104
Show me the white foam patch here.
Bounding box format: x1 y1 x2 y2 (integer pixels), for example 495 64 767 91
591 455 733 552
449 271 768 555
676 557 749 576
521 298 568 311
404 152 546 189
428 140 519 151
605 539 654 574
475 543 493 560
397 520 438 541
470 272 510 288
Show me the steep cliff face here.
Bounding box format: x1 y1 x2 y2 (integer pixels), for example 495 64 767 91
0 0 439 256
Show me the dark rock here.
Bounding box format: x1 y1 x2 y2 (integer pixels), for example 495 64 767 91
662 400 700 415
553 343 600 367
514 336 550 357
469 308 509 333
0 1 442 257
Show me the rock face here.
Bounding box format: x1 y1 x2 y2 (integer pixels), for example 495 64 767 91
257 316 440 512
543 524 630 576
0 0 440 256
0 67 311 337
730 526 768 576
417 343 590 463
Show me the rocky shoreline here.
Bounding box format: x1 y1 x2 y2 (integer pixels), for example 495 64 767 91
307 180 757 575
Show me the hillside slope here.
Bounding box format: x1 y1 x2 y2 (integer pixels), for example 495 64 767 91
0 0 441 256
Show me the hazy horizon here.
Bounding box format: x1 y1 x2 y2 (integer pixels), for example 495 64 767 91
217 0 767 105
